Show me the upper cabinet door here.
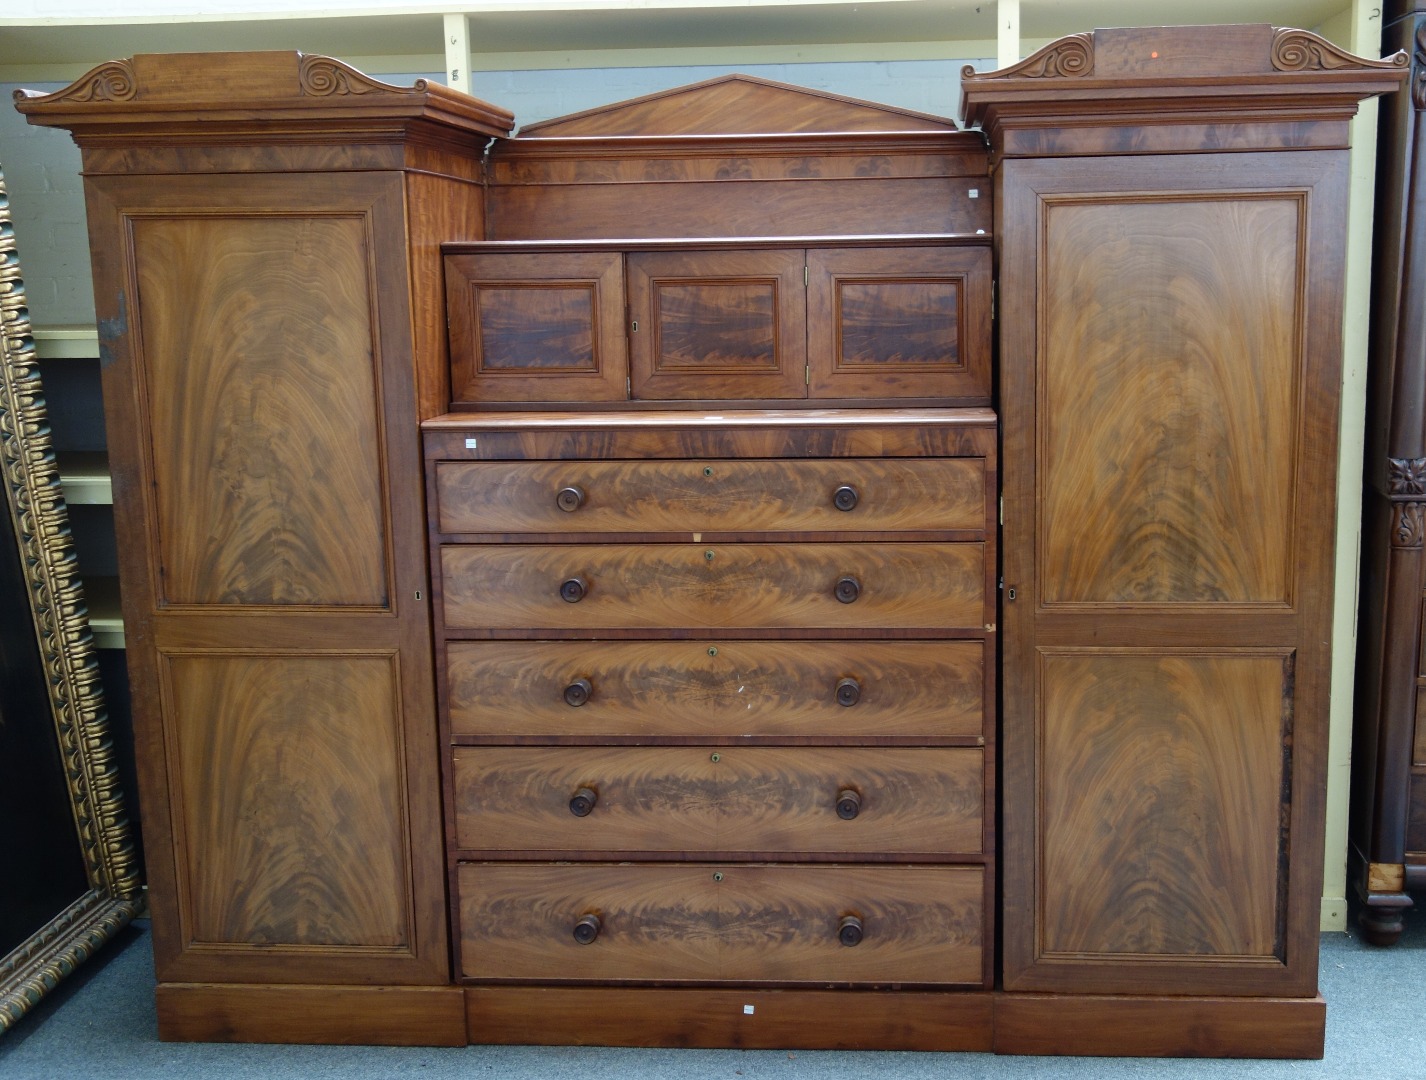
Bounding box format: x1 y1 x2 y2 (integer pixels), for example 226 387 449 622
807 246 991 403
446 250 628 404
999 150 1348 998
628 249 808 400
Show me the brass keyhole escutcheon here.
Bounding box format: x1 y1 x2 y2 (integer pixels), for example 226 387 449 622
707 646 718 657
705 549 715 561
713 872 724 882
710 752 721 762
703 466 714 477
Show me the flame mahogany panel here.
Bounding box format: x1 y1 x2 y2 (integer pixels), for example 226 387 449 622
451 745 984 856
444 639 985 741
133 212 390 608
435 457 986 535
457 863 985 985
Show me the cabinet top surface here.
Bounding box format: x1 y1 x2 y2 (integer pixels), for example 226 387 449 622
422 408 998 432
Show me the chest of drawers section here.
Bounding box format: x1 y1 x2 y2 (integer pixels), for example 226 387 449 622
424 410 997 989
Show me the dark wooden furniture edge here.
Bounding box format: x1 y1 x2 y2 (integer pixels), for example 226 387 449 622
155 983 468 1045
442 234 993 255
153 982 1325 1055
993 992 1326 1058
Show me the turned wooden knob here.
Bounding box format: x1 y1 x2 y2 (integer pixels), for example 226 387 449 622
559 576 587 603
833 485 859 511
568 786 598 817
834 576 860 604
564 677 593 707
556 486 585 513
838 915 864 947
572 913 601 944
835 677 861 707
836 788 862 820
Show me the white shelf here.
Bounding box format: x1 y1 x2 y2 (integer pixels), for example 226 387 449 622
83 574 124 650
32 326 99 361
57 451 112 505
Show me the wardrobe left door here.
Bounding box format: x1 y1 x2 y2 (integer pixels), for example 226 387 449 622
83 171 448 987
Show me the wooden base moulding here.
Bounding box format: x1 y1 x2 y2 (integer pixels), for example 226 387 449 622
154 983 1327 1057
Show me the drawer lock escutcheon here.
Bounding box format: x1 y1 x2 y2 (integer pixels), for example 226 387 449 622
833 485 859 511
836 788 862 820
560 577 587 603
568 786 598 817
572 913 602 944
838 915 864 947
556 485 586 513
834 576 861 604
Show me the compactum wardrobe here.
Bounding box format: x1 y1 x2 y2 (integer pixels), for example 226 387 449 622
14 25 1405 1058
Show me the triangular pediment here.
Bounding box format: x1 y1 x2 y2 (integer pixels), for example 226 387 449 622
517 73 958 137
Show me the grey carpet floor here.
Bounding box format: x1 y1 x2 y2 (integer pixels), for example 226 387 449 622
1 902 1422 1080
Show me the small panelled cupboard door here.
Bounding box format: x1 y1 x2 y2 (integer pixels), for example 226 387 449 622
445 250 627 404
628 249 807 399
807 246 991 402
83 171 447 985
999 151 1348 996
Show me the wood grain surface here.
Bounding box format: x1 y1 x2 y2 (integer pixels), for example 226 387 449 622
434 457 985 535
1039 196 1300 606
464 985 995 1050
440 543 984 631
1038 651 1288 959
457 863 984 984
133 212 389 607
165 653 410 948
445 639 984 739
446 250 627 403
451 746 983 855
156 983 467 1045
808 246 991 401
628 250 806 399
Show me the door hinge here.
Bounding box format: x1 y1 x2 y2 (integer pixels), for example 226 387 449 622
805 364 811 385
991 281 997 320
999 495 1004 525
804 264 809 288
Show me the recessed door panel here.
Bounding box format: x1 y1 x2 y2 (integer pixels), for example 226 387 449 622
1039 196 1301 608
133 213 390 608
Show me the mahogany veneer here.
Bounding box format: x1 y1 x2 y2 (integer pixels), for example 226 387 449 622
16 27 1406 1056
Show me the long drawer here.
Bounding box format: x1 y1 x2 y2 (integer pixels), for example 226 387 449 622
457 863 985 985
451 746 984 855
440 543 985 631
434 458 987 535
445 639 985 740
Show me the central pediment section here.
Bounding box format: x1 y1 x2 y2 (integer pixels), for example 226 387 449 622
517 73 960 137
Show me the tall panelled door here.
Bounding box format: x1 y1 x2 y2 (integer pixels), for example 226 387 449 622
961 22 1407 1003
82 170 451 985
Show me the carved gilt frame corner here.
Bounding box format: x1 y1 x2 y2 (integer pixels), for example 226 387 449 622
0 160 142 1034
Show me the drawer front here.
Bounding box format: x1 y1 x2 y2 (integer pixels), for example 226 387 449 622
451 746 984 855
458 863 985 985
440 543 985 630
434 458 986 535
446 639 985 739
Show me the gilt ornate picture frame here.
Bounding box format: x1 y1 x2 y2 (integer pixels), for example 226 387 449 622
0 160 141 1033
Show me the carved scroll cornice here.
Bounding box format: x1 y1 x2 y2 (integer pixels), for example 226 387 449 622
1388 457 1426 495
11 59 135 106
1271 27 1410 72
299 54 429 97
961 32 1093 82
1394 503 1426 548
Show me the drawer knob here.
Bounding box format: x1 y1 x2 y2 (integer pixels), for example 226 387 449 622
572 913 602 945
833 485 859 512
838 915 864 947
569 786 598 817
836 788 862 820
556 486 586 513
559 577 587 603
834 576 861 604
564 677 593 707
835 677 861 707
